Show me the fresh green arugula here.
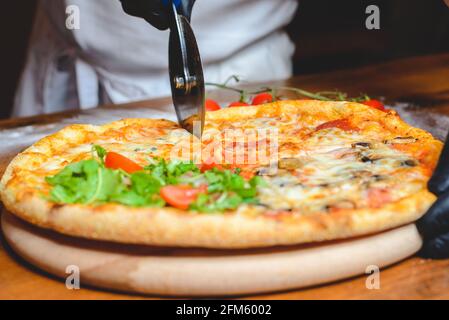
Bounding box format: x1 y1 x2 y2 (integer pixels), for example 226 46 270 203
190 169 267 213
45 158 165 207
92 145 107 164
45 145 265 212
144 158 200 186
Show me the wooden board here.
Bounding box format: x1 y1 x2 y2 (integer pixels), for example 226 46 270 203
1 211 422 297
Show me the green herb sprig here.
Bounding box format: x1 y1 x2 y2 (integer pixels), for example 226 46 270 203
205 75 371 104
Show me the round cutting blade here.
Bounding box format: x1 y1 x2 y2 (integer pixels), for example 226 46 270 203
168 3 205 137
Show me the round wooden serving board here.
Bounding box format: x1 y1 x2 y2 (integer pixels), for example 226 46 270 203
1 211 422 297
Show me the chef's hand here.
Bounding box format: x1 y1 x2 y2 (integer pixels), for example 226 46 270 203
119 0 196 30
416 132 449 259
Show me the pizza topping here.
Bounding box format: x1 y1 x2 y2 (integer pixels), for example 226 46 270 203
316 119 358 132
238 170 256 180
191 173 267 212
384 136 417 145
45 157 166 207
361 99 387 112
105 151 143 174
45 159 119 205
200 160 224 172
255 167 279 176
45 146 266 212
359 154 382 163
252 134 428 213
160 185 207 210
325 199 356 212
229 101 250 107
401 159 417 167
278 157 305 170
351 142 372 149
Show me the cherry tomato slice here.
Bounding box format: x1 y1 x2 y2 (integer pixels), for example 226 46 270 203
228 101 250 108
205 99 221 111
251 93 273 105
200 160 224 173
362 99 387 112
239 170 255 180
160 185 207 210
316 119 358 132
105 152 143 174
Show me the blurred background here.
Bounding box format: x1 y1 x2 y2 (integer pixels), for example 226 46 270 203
1 0 448 119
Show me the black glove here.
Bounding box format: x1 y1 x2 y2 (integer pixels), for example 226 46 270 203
119 0 196 30
416 132 449 259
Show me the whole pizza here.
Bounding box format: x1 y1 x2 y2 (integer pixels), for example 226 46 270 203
0 100 443 248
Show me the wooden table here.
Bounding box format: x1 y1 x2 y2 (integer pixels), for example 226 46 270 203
1 54 449 300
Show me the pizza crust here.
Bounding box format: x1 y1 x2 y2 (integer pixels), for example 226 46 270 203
0 101 442 248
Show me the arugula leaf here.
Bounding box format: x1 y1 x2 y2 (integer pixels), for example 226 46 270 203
189 169 265 213
45 150 266 212
46 159 123 204
92 145 107 164
46 160 93 203
108 172 165 207
110 190 165 207
85 166 124 204
190 192 244 213
145 158 200 185
45 159 162 207
249 175 268 188
130 172 162 195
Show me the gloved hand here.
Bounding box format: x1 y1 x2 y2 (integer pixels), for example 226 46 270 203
416 132 449 259
119 0 196 30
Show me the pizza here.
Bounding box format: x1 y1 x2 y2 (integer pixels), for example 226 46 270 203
0 100 443 248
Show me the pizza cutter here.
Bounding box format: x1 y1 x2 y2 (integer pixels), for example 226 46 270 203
168 0 205 138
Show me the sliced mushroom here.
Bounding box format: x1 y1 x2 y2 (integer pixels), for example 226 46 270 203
383 136 417 144
371 174 386 181
401 159 418 167
352 142 372 149
255 167 292 177
360 156 372 163
325 200 356 212
278 157 306 170
359 154 383 163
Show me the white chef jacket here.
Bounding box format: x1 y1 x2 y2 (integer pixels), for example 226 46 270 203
13 0 298 117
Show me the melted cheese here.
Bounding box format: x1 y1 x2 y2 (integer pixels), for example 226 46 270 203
203 104 436 215
255 129 426 213
11 102 440 216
